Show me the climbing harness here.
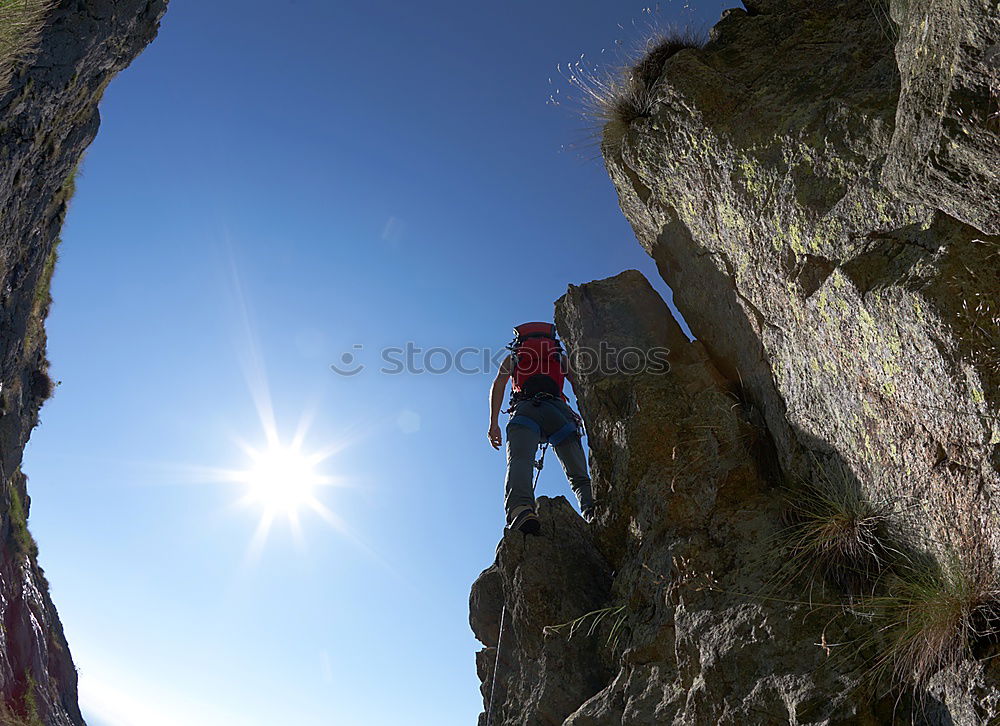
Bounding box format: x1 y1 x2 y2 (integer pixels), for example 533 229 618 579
505 392 585 454
507 390 555 409
486 605 507 726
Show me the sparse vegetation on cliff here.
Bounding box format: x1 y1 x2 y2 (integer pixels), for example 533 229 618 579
863 551 1000 688
563 27 705 135
543 603 629 652
6 476 38 560
0 674 45 726
775 469 1000 692
22 160 77 403
0 0 55 95
0 0 167 723
778 469 896 589
0 702 44 726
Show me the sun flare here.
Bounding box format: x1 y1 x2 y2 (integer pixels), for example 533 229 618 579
219 260 358 558
226 436 348 559
240 443 325 514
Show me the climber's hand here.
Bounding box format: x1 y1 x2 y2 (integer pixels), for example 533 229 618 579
488 423 502 450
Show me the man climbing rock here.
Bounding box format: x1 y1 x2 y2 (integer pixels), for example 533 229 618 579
487 322 595 534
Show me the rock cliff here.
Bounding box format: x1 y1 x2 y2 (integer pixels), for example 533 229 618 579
471 0 1000 723
0 1 167 723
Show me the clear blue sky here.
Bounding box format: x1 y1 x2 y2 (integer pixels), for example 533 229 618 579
24 2 728 724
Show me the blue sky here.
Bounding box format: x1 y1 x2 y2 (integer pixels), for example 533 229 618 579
24 2 728 724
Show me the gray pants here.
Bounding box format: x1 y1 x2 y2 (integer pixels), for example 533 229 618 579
504 398 593 524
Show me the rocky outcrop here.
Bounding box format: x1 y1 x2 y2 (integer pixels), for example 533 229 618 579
0 1 168 722
600 0 999 573
472 272 923 724
884 0 1000 234
470 497 613 726
471 0 1000 723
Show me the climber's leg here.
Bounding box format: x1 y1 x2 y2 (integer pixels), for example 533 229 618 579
554 434 593 514
504 418 541 525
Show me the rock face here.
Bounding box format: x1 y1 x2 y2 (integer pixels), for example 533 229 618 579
884 0 1000 234
472 272 915 724
470 497 613 726
471 0 1000 723
0 1 167 723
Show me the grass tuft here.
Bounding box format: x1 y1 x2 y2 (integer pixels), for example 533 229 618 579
863 552 1000 688
561 27 706 142
776 468 898 591
6 477 38 560
631 29 706 92
0 0 56 96
544 604 629 652
0 673 44 726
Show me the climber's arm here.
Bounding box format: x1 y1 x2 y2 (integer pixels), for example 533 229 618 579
488 356 513 450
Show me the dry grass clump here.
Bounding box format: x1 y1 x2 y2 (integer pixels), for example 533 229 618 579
0 0 55 95
776 467 1000 693
777 471 897 590
631 29 705 92
563 27 705 133
544 604 629 652
863 552 1000 688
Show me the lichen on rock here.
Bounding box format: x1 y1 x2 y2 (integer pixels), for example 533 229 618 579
470 0 1000 722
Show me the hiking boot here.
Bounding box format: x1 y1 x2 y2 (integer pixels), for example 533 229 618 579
508 507 541 536
581 502 599 524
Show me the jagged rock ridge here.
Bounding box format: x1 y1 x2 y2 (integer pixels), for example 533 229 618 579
471 0 999 723
0 1 167 723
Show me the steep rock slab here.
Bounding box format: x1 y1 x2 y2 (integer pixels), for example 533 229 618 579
602 0 999 580
884 0 1000 234
0 1 168 722
552 271 895 724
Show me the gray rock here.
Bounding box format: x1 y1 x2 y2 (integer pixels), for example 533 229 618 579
470 1 1000 720
470 497 613 726
0 1 168 722
884 0 1000 234
602 0 999 588
473 271 924 724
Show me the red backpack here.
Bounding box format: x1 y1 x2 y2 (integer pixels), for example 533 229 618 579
508 322 566 399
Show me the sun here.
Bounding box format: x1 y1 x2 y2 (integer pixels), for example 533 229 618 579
239 443 325 515
227 436 347 559
213 260 361 560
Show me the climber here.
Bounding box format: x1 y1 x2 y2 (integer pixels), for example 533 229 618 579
487 322 595 535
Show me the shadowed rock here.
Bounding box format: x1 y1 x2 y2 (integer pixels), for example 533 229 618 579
0 1 168 722
471 497 613 726
472 270 934 723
